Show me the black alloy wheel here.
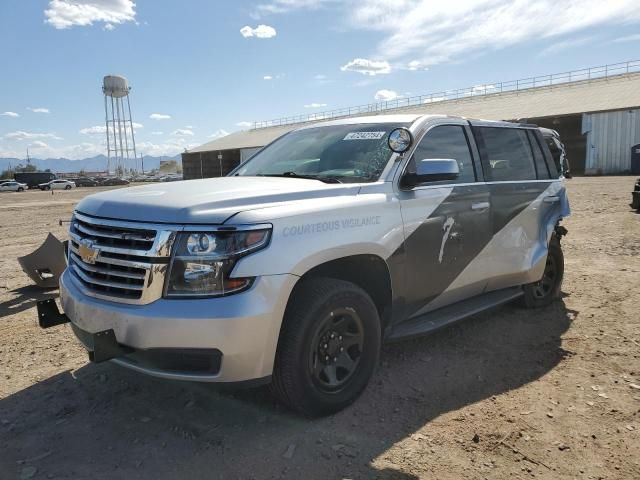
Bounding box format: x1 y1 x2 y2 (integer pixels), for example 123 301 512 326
309 307 364 392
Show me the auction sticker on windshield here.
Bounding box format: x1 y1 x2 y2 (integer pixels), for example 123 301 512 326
343 131 386 140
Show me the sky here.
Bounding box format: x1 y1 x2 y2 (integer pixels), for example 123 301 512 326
0 0 639 160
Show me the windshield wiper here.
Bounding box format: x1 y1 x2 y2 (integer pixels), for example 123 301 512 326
258 172 342 184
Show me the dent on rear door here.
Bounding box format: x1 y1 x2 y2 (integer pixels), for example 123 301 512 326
484 180 565 291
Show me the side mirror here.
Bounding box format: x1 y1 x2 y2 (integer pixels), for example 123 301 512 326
402 158 460 188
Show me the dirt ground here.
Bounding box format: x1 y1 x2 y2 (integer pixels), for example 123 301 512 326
0 177 639 480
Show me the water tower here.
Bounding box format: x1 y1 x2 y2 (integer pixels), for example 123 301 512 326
103 75 137 174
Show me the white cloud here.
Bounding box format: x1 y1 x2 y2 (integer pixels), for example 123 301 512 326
240 24 277 38
137 139 196 157
151 131 163 135
27 107 50 113
149 113 171 120
263 75 273 80
1 111 19 117
341 58 391 76
469 84 497 96
236 121 253 128
2 141 103 160
209 129 229 139
407 60 428 71
29 141 50 149
4 131 63 141
255 0 337 15
613 33 640 42
171 129 194 137
348 0 640 66
45 0 136 30
80 122 142 135
303 103 327 108
374 89 400 101
79 125 106 135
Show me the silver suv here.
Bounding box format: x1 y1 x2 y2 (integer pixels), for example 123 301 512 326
39 114 570 416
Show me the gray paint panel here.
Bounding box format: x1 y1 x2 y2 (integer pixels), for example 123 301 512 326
391 181 554 324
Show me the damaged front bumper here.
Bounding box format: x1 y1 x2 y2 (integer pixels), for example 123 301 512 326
37 299 132 362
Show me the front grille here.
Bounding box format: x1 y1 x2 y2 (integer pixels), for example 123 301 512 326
68 212 174 304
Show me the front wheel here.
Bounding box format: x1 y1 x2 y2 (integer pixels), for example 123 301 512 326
270 277 381 416
17 187 24 192
65 185 71 190
521 236 564 308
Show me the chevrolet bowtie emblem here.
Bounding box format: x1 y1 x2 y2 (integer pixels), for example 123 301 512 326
78 239 100 265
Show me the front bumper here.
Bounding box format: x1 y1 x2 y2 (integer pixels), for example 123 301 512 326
58 269 298 382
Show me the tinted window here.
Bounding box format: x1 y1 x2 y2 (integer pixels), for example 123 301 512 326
528 131 551 179
410 125 476 183
541 135 561 178
475 127 537 181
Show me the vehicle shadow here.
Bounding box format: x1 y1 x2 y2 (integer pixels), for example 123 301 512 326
0 286 58 319
0 300 575 479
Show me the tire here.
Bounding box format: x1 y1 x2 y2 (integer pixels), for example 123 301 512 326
65 185 71 190
270 277 381 416
17 187 23 192
521 235 564 308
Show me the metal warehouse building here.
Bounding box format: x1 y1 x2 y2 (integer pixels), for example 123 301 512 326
183 60 640 178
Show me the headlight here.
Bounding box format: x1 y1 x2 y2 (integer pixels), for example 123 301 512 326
164 227 271 298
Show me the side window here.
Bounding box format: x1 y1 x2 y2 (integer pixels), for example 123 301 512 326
410 125 476 183
527 131 551 179
540 134 560 178
475 127 537 181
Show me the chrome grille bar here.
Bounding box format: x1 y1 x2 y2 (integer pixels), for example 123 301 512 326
69 252 146 280
71 265 145 291
67 212 176 305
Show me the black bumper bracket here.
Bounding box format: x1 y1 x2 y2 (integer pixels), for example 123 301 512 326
37 299 70 328
88 329 133 363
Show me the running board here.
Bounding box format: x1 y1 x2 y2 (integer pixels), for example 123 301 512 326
388 287 524 341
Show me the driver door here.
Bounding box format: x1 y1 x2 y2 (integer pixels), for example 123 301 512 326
396 121 492 320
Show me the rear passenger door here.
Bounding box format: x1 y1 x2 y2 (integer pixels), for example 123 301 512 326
396 121 492 319
472 125 562 291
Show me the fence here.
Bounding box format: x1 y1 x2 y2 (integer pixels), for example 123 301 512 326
252 60 640 130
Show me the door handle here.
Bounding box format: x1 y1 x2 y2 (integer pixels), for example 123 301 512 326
471 201 490 211
543 196 560 203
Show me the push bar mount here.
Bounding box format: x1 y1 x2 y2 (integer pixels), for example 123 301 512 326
37 299 70 328
88 329 133 363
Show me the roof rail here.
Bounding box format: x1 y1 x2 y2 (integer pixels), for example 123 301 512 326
251 59 640 130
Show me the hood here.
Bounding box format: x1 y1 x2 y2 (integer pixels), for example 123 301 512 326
76 176 360 224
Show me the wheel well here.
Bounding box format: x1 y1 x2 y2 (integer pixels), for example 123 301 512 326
296 255 393 328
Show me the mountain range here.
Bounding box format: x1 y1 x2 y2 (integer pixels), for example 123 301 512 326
0 154 181 173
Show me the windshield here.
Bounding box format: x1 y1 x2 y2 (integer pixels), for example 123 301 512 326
233 123 410 183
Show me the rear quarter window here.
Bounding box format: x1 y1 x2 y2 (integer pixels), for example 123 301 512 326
474 127 537 181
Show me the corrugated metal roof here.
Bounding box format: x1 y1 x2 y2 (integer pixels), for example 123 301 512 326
189 73 640 154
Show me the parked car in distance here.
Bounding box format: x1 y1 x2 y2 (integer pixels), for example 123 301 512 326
39 179 76 190
71 177 99 187
98 177 130 186
0 180 27 192
42 114 570 416
540 128 571 178
14 172 56 189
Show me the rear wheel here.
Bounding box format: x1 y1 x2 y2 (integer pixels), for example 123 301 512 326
521 236 564 308
270 277 381 416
